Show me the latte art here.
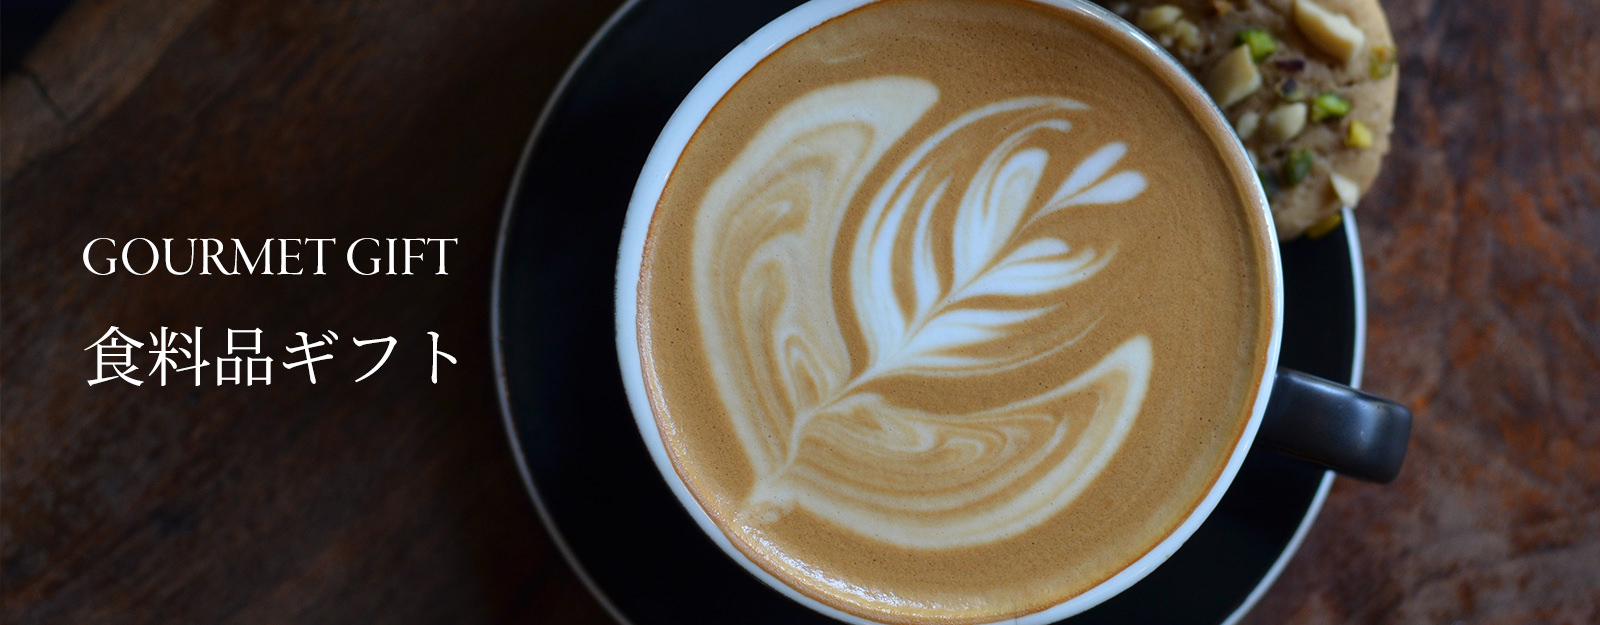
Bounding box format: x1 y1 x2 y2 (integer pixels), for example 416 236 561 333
693 76 1155 548
629 1 1277 620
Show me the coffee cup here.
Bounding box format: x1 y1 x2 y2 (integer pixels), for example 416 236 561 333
614 0 1410 623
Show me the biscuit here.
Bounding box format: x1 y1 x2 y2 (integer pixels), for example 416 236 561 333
1102 0 1399 239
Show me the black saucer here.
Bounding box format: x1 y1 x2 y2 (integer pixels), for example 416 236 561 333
491 1 1361 622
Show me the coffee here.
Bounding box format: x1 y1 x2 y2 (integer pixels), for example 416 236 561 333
631 0 1274 621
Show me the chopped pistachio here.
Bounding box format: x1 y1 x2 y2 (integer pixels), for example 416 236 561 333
1305 210 1344 239
1262 103 1309 142
1369 44 1397 79
1174 19 1204 51
1236 29 1278 62
1329 172 1361 206
1293 0 1366 65
1277 78 1310 102
1311 92 1352 121
1282 148 1314 186
1346 119 1374 148
1236 111 1261 140
1137 5 1184 32
1212 1 1235 16
1204 45 1263 108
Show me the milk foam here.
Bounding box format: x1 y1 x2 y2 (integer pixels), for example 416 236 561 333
633 2 1279 619
690 75 1154 548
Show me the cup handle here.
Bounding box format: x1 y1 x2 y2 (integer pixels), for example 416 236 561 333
1256 369 1412 483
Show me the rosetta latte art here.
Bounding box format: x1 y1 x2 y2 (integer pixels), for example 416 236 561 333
690 75 1154 549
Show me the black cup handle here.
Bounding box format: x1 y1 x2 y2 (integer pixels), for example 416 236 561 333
1257 370 1412 483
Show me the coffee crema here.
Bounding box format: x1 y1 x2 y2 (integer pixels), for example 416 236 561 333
633 0 1275 622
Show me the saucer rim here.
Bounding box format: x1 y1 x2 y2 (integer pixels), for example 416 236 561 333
489 1 647 623
1219 207 1363 625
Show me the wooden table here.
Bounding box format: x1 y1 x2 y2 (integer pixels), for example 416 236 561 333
3 0 1595 622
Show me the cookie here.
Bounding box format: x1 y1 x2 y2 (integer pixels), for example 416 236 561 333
1101 0 1399 239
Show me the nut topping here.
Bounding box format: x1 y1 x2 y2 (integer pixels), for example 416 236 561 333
1293 0 1366 65
1346 119 1374 148
1235 111 1261 140
1329 172 1362 206
1262 102 1309 142
1204 45 1263 108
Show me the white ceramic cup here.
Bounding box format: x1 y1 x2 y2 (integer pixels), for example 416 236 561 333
615 0 1404 622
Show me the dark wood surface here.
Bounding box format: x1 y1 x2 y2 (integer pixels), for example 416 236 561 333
2 0 1595 623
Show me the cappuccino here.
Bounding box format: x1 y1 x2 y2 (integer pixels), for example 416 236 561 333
630 0 1275 621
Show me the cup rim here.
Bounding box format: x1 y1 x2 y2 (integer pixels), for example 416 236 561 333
614 0 1285 622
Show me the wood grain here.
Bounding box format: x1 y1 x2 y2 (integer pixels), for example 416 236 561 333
1243 2 1600 623
2 0 1596 624
1 0 623 623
